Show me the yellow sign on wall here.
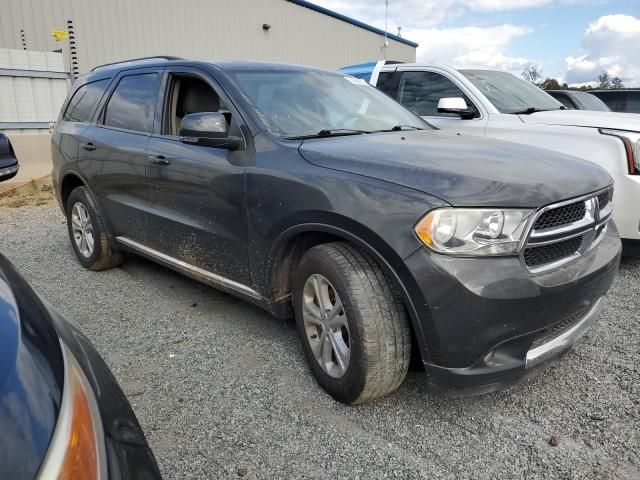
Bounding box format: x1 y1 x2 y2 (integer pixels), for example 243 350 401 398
51 28 68 41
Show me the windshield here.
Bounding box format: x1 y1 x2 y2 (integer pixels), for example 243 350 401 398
574 92 611 111
460 69 564 114
227 69 429 138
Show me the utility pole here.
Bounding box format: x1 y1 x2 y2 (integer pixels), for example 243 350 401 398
383 0 389 60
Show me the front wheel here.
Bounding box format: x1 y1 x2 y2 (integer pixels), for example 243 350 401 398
293 242 411 404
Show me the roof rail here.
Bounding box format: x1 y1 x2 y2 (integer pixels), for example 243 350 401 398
91 56 184 72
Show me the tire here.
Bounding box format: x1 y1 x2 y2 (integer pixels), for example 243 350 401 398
66 186 123 271
293 242 411 404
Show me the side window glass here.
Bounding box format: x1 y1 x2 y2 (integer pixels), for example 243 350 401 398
377 71 400 99
553 94 575 110
626 93 640 113
163 75 229 136
63 79 109 122
398 71 474 117
104 73 161 133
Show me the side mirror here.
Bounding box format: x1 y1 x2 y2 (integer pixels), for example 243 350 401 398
179 112 242 150
437 97 476 119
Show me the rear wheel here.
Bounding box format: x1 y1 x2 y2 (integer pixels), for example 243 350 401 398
66 187 123 270
293 242 411 404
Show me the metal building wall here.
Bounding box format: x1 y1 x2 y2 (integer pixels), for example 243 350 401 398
0 0 416 73
0 48 68 134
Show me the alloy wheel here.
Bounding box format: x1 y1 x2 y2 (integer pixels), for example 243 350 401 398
71 202 95 258
302 274 351 378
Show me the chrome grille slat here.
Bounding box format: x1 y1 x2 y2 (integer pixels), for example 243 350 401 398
521 186 613 274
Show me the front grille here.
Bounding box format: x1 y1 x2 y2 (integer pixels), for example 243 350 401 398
534 202 586 230
524 235 583 267
523 188 614 273
530 305 589 349
597 188 612 210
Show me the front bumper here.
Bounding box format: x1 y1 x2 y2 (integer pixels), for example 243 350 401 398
403 222 621 395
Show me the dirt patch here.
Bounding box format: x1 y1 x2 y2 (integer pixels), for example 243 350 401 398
0 184 55 208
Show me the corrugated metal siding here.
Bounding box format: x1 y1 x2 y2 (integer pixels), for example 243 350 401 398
0 49 68 131
0 0 416 73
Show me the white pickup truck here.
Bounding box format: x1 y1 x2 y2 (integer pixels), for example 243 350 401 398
341 61 640 254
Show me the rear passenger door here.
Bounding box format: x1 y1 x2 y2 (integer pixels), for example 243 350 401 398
52 78 111 181
82 68 163 242
144 66 251 285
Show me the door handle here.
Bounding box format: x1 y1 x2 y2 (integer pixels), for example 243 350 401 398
148 155 171 166
81 142 96 152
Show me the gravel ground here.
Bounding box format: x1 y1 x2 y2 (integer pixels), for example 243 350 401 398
1 199 639 480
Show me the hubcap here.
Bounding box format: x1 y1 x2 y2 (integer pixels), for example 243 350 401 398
302 274 350 378
71 202 95 258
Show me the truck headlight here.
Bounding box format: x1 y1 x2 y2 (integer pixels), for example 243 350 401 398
415 208 534 256
600 129 640 174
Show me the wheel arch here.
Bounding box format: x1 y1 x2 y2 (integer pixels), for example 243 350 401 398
266 221 432 364
59 170 88 210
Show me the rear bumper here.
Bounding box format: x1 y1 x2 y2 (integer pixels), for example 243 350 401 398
0 157 19 180
403 223 621 394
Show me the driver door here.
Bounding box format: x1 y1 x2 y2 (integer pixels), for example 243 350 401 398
145 66 252 285
395 70 488 134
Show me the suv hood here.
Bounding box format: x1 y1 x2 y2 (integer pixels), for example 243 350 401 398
519 109 640 131
299 130 611 207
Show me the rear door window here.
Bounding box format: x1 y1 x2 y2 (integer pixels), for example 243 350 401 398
63 79 109 122
103 73 161 133
398 71 474 117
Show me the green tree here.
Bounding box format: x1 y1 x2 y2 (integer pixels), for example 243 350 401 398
522 65 543 86
540 78 563 90
598 72 611 89
611 77 624 89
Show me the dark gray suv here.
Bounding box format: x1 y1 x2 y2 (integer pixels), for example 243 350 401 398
52 57 621 404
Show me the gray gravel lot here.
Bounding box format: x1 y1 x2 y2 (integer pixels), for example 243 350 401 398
1 199 639 480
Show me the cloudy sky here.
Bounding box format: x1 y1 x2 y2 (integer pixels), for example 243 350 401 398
312 0 640 86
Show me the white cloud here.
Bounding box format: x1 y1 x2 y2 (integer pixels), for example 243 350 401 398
404 24 534 72
565 15 640 86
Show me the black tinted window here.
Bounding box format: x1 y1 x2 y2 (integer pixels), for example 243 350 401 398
104 73 161 132
377 71 400 99
549 92 575 109
398 71 472 117
63 80 109 122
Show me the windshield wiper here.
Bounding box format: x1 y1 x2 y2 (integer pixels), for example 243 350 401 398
286 129 369 140
391 125 423 131
508 107 560 115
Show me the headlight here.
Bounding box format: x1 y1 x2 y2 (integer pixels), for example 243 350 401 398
36 343 107 480
415 208 534 256
600 129 640 174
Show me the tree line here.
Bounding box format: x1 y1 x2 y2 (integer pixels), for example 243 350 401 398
521 65 625 91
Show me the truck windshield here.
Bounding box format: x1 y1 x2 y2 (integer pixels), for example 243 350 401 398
460 69 564 114
227 69 429 138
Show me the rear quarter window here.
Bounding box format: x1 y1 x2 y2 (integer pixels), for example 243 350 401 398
62 79 110 122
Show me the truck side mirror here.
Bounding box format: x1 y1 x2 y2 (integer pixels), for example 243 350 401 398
179 112 242 150
437 97 476 119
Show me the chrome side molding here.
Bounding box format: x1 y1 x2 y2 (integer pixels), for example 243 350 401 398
115 236 264 301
